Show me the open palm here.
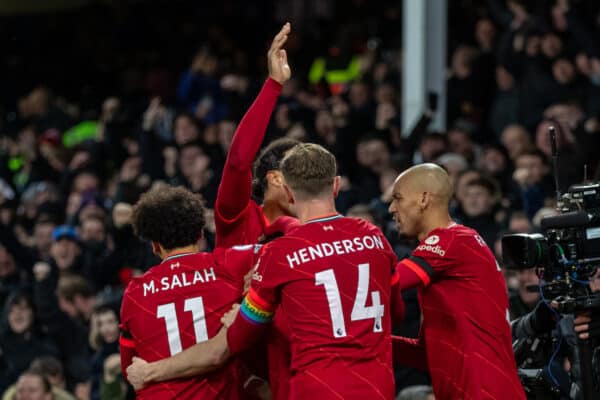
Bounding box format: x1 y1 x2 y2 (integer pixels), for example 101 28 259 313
268 22 292 84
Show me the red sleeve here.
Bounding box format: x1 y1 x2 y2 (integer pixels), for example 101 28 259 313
390 271 405 323
119 293 137 380
119 337 136 380
227 245 285 354
227 304 271 355
392 335 428 371
215 78 282 224
396 257 432 290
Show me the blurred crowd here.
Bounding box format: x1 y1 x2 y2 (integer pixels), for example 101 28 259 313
1 0 600 399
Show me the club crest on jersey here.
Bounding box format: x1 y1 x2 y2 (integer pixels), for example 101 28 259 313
425 235 440 245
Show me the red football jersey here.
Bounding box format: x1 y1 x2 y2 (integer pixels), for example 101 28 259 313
396 223 525 399
236 215 398 400
120 247 258 399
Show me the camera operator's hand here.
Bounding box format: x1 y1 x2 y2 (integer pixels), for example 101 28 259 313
573 310 600 340
512 300 557 339
531 301 557 334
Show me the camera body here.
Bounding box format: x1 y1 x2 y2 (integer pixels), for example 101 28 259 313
503 182 600 398
502 182 600 307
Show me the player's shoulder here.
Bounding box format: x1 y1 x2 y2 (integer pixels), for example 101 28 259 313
125 263 161 291
333 215 377 230
425 223 477 242
420 223 486 253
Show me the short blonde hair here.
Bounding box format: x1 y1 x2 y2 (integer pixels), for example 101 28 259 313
280 143 336 198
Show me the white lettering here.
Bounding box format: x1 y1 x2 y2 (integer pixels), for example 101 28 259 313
171 274 182 289
299 248 310 264
287 252 300 269
143 281 155 296
193 270 204 284
373 235 384 249
353 237 365 251
204 267 216 282
281 235 388 268
416 244 446 256
308 245 323 259
342 239 354 253
145 268 217 296
322 243 335 257
333 241 344 254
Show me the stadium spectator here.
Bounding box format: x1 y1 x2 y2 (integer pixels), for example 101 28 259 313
88 306 119 400
2 357 76 400
0 292 59 391
12 370 54 400
455 176 502 247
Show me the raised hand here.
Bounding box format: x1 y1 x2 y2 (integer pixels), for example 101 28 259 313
268 22 292 85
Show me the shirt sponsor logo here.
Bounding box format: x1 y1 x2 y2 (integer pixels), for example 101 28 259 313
425 235 440 245
252 271 263 282
416 244 446 256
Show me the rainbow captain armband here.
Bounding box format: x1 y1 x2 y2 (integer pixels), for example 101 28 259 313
240 288 275 324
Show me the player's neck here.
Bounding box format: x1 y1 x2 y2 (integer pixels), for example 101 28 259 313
295 199 337 224
262 199 287 223
159 244 200 260
418 212 454 241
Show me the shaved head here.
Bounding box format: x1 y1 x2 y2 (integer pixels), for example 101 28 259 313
394 163 453 206
389 163 454 240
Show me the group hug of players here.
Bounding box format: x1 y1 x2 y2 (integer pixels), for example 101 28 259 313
118 24 526 399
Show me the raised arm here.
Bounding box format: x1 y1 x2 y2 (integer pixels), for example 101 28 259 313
215 23 291 222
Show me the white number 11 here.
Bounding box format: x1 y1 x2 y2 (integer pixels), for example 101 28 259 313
315 263 384 338
156 296 209 356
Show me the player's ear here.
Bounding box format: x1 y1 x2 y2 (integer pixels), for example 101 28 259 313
150 241 161 257
283 183 295 205
333 176 341 198
267 170 284 188
420 191 431 209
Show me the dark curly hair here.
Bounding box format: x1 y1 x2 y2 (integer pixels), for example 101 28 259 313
132 185 206 250
252 137 300 201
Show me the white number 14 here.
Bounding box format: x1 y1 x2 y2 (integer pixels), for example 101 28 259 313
315 263 384 338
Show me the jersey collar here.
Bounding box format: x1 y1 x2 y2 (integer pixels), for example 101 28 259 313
161 251 195 264
305 213 343 224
